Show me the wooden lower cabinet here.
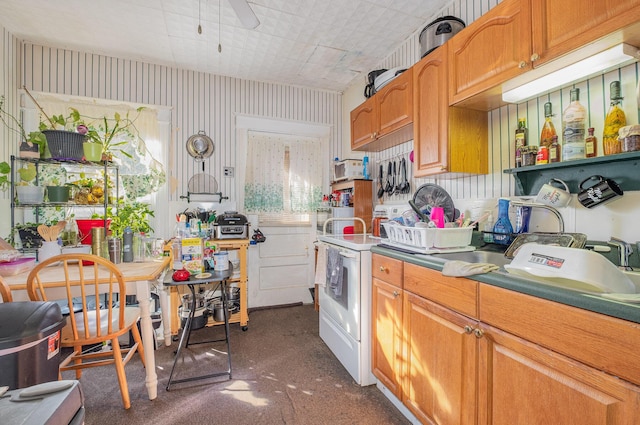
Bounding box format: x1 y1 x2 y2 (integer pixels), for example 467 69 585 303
478 323 640 425
372 256 640 424
403 291 477 425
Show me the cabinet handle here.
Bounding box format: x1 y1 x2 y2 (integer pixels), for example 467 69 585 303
464 325 473 334
473 328 484 338
530 52 539 62
518 60 527 69
379 266 386 272
392 290 399 298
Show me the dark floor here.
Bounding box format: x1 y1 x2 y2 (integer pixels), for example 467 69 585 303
75 304 411 425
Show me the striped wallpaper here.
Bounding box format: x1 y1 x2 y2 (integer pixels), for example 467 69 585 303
9 41 343 208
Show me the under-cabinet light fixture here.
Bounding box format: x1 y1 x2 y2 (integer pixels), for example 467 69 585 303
502 43 640 104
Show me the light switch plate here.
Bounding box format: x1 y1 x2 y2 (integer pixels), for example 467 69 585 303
224 167 234 177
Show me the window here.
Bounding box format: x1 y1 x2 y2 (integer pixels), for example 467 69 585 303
244 131 323 224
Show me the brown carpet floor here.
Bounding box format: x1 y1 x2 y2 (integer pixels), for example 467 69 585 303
74 304 410 425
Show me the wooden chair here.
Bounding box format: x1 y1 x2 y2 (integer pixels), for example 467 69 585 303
0 276 13 302
26 253 145 409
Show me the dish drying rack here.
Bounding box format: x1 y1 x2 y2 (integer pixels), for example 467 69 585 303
381 222 475 254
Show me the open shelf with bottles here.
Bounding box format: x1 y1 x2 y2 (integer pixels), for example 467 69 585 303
504 151 640 196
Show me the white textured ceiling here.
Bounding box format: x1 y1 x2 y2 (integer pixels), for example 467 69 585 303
0 0 450 92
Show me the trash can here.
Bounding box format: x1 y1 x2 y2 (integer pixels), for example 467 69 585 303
0 301 65 390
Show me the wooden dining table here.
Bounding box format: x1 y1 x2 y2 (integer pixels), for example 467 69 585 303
3 256 171 401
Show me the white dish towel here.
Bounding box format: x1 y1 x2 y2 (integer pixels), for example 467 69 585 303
314 243 328 287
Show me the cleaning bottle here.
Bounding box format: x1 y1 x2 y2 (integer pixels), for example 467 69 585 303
493 198 513 245
363 156 369 180
483 211 494 244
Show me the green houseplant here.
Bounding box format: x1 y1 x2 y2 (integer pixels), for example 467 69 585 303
0 95 47 159
106 200 155 239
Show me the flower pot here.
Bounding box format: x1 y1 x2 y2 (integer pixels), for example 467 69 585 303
16 186 45 204
18 226 43 250
46 185 70 203
83 142 103 162
76 218 111 245
43 130 85 161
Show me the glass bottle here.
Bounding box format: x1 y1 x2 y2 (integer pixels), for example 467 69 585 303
62 216 78 246
585 127 597 158
492 198 513 245
514 118 528 165
603 81 626 155
540 102 556 148
562 88 586 161
549 135 561 163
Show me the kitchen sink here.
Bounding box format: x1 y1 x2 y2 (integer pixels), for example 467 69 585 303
422 250 512 268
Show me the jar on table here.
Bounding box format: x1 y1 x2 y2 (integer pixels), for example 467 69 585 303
618 125 640 153
372 211 387 237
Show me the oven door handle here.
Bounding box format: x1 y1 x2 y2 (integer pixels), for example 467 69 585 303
339 252 357 259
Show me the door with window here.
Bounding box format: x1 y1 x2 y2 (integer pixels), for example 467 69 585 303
244 131 325 308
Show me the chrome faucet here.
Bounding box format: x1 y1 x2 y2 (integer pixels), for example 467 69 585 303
608 237 633 271
510 200 564 233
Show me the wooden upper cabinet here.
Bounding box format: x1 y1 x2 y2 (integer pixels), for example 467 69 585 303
449 0 532 106
414 44 488 177
531 0 640 68
350 96 376 150
376 68 413 138
350 69 413 152
449 0 640 110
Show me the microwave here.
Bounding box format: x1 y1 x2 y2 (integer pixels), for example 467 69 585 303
333 159 363 182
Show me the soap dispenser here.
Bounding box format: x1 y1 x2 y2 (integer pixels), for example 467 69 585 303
493 198 513 245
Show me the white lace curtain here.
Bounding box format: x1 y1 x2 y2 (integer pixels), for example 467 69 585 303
244 131 322 216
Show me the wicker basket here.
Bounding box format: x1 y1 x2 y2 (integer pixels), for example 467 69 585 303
43 130 86 161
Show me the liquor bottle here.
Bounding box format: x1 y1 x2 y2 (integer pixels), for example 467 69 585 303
549 135 561 163
585 127 597 158
492 198 513 245
603 81 626 155
562 88 586 161
540 102 556 148
514 118 528 165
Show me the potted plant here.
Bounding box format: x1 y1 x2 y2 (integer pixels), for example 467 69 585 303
14 163 45 204
11 222 44 250
0 161 9 192
106 200 155 239
0 95 47 159
37 107 86 161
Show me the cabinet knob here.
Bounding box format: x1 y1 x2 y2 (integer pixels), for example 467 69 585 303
473 328 484 338
518 60 527 69
464 325 473 334
379 266 386 272
392 290 399 298
530 52 540 62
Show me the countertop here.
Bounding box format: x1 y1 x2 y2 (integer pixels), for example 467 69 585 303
371 245 640 325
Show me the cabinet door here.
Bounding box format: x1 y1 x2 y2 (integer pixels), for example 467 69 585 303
372 277 403 398
403 292 478 425
414 45 489 177
350 97 376 150
377 68 413 138
449 0 532 105
413 45 448 176
478 323 640 425
531 0 640 68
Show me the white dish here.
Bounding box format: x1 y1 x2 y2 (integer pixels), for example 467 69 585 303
195 272 212 279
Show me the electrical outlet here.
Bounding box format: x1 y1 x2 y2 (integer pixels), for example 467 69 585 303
224 167 234 177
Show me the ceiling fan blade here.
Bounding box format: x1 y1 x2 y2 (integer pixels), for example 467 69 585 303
227 0 260 29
